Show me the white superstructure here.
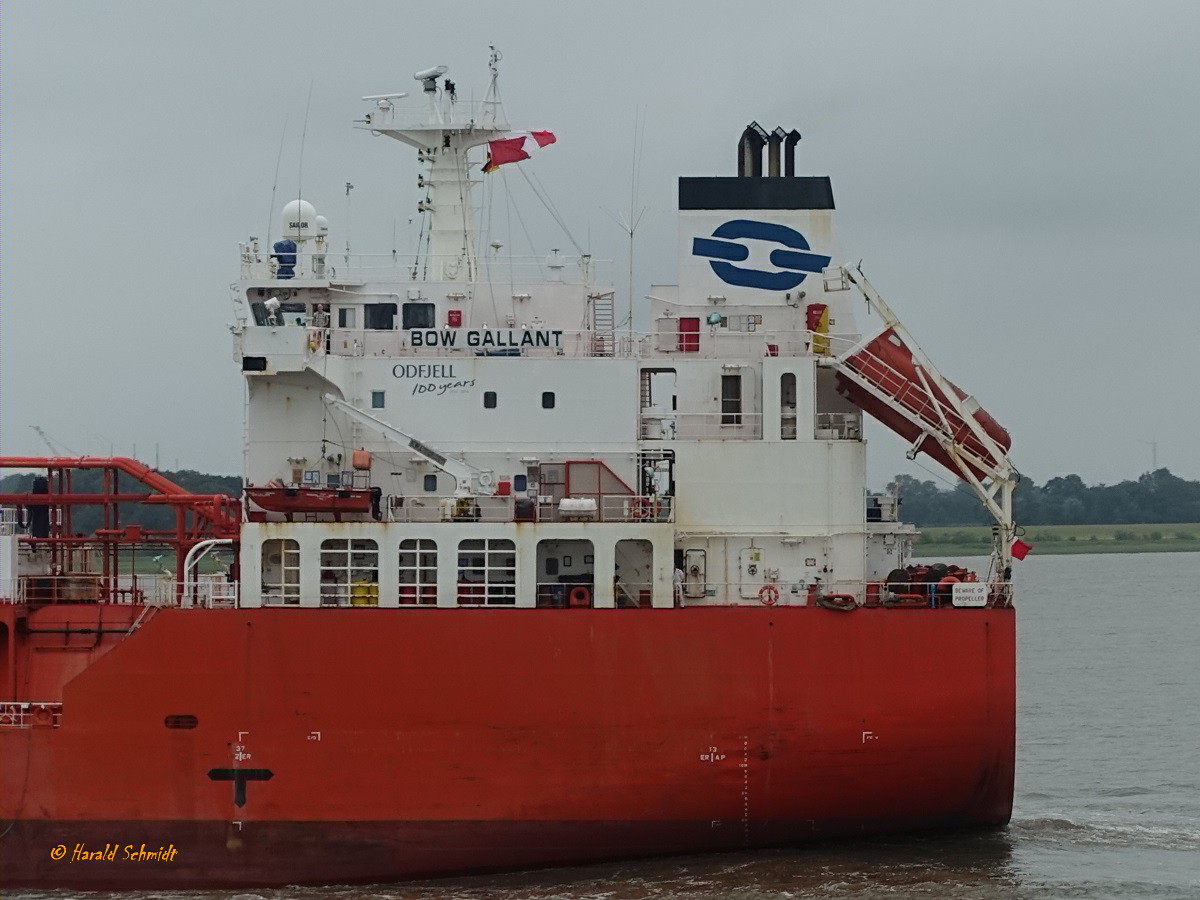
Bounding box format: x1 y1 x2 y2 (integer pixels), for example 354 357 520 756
228 58 1013 616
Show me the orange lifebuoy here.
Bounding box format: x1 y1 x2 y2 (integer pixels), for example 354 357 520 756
568 586 592 607
759 584 780 606
631 497 652 520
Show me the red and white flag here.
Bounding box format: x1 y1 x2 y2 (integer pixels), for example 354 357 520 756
482 130 556 173
1011 538 1032 561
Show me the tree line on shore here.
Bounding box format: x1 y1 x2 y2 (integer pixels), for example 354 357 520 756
891 468 1200 527
4 467 1199 532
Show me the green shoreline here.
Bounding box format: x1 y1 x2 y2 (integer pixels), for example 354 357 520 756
914 522 1200 556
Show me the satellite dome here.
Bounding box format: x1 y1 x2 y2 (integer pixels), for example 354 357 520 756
281 199 318 240
315 215 330 236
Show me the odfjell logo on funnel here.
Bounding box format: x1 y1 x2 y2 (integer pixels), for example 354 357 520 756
692 220 832 291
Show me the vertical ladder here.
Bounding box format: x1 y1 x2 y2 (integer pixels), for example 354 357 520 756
639 369 653 409
592 295 615 357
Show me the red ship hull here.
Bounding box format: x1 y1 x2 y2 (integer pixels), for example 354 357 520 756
1 605 1014 889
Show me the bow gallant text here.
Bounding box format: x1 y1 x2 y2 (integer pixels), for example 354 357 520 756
409 329 563 349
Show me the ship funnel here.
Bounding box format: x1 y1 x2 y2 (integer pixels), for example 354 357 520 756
784 129 800 176
767 127 785 176
738 124 801 177
737 122 768 177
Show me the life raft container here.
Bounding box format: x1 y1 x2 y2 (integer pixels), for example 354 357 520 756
816 593 858 612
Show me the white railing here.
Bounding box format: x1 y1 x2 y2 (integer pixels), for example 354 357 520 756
680 579 1009 609
313 326 631 360
641 409 858 442
682 581 866 607
254 579 1006 610
239 250 611 286
814 412 863 440
243 322 862 364
0 701 63 728
359 97 508 131
179 577 239 609
385 493 673 525
533 580 654 608
649 327 857 360
5 574 237 608
639 413 763 441
10 575 105 605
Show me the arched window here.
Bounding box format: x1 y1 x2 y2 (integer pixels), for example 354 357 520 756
399 539 438 605
261 539 299 606
457 539 516 605
320 538 379 606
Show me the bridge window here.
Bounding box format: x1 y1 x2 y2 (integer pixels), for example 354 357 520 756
423 474 438 492
371 390 385 409
401 302 435 329
320 538 379 607
457 539 516 606
261 539 300 606
365 302 397 330
399 539 437 605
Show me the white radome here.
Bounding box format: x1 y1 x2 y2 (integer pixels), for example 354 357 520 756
280 199 318 240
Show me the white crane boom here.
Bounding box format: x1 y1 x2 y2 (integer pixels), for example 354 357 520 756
322 395 495 497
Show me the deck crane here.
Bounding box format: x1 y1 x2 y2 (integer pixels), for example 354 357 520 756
29 426 80 458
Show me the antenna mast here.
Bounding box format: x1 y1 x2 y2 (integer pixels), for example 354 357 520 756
356 53 509 281
344 182 355 268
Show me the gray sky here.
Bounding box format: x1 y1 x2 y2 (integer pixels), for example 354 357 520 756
4 1 1199 489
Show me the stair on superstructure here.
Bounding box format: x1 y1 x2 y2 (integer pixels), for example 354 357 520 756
592 295 615 357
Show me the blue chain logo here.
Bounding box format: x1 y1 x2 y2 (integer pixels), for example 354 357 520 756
692 220 831 291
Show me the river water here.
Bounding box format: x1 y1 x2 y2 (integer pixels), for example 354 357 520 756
19 552 1200 899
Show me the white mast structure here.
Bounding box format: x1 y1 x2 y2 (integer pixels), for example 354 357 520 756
358 49 509 282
